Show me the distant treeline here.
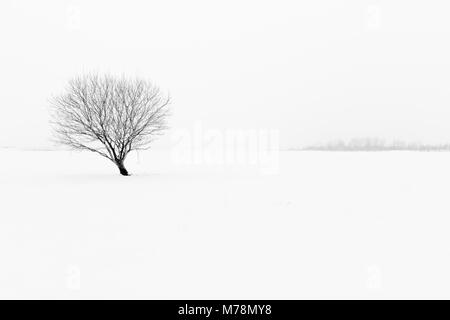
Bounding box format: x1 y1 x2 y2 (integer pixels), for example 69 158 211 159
301 138 450 151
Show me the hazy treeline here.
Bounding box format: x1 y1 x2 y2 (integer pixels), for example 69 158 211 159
301 138 450 151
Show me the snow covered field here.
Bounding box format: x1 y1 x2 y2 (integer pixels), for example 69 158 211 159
1 149 450 299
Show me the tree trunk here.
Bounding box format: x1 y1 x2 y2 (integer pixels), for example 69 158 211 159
116 160 129 176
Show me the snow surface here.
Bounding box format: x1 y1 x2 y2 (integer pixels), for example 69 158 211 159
1 149 450 299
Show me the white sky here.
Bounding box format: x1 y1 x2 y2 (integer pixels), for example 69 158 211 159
1 0 450 149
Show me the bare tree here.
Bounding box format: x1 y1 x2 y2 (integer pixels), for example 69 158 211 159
50 73 170 176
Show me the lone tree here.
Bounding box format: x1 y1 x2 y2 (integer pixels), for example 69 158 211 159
51 74 170 176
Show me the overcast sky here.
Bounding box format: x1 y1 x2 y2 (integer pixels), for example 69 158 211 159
1 0 450 149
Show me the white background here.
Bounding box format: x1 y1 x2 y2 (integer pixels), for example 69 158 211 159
1 0 450 299
2 1 450 148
